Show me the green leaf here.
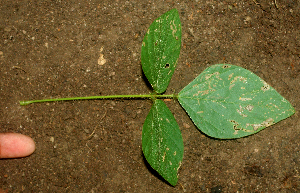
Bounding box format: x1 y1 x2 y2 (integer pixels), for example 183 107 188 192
141 9 181 93
142 99 184 186
178 64 295 139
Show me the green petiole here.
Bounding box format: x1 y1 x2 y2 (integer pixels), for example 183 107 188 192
19 94 177 106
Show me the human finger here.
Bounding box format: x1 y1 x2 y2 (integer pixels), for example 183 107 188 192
0 133 35 159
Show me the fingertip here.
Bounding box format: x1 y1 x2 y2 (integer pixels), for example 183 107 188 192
23 134 36 156
0 133 36 159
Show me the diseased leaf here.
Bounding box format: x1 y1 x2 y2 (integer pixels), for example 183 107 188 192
141 8 181 93
142 99 184 186
178 64 295 139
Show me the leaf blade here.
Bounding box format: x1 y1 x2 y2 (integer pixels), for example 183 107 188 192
142 99 184 186
178 64 295 139
141 9 181 93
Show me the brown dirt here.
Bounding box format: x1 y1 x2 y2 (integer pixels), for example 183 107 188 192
1 0 299 192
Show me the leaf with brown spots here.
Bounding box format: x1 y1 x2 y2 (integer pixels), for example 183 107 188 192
142 99 183 186
178 64 295 139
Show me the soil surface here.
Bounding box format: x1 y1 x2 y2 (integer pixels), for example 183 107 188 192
1 0 299 192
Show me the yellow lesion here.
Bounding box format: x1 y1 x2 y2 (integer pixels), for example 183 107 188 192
205 72 221 80
170 20 177 37
176 161 182 172
239 97 252 101
237 105 248 117
162 152 166 162
230 76 247 84
231 120 254 134
247 118 274 131
231 117 275 135
228 73 234 80
261 80 270 91
193 89 215 96
193 83 216 97
229 84 235 90
245 105 254 112
222 64 231 69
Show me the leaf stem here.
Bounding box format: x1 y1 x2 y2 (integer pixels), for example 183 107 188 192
19 94 177 106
